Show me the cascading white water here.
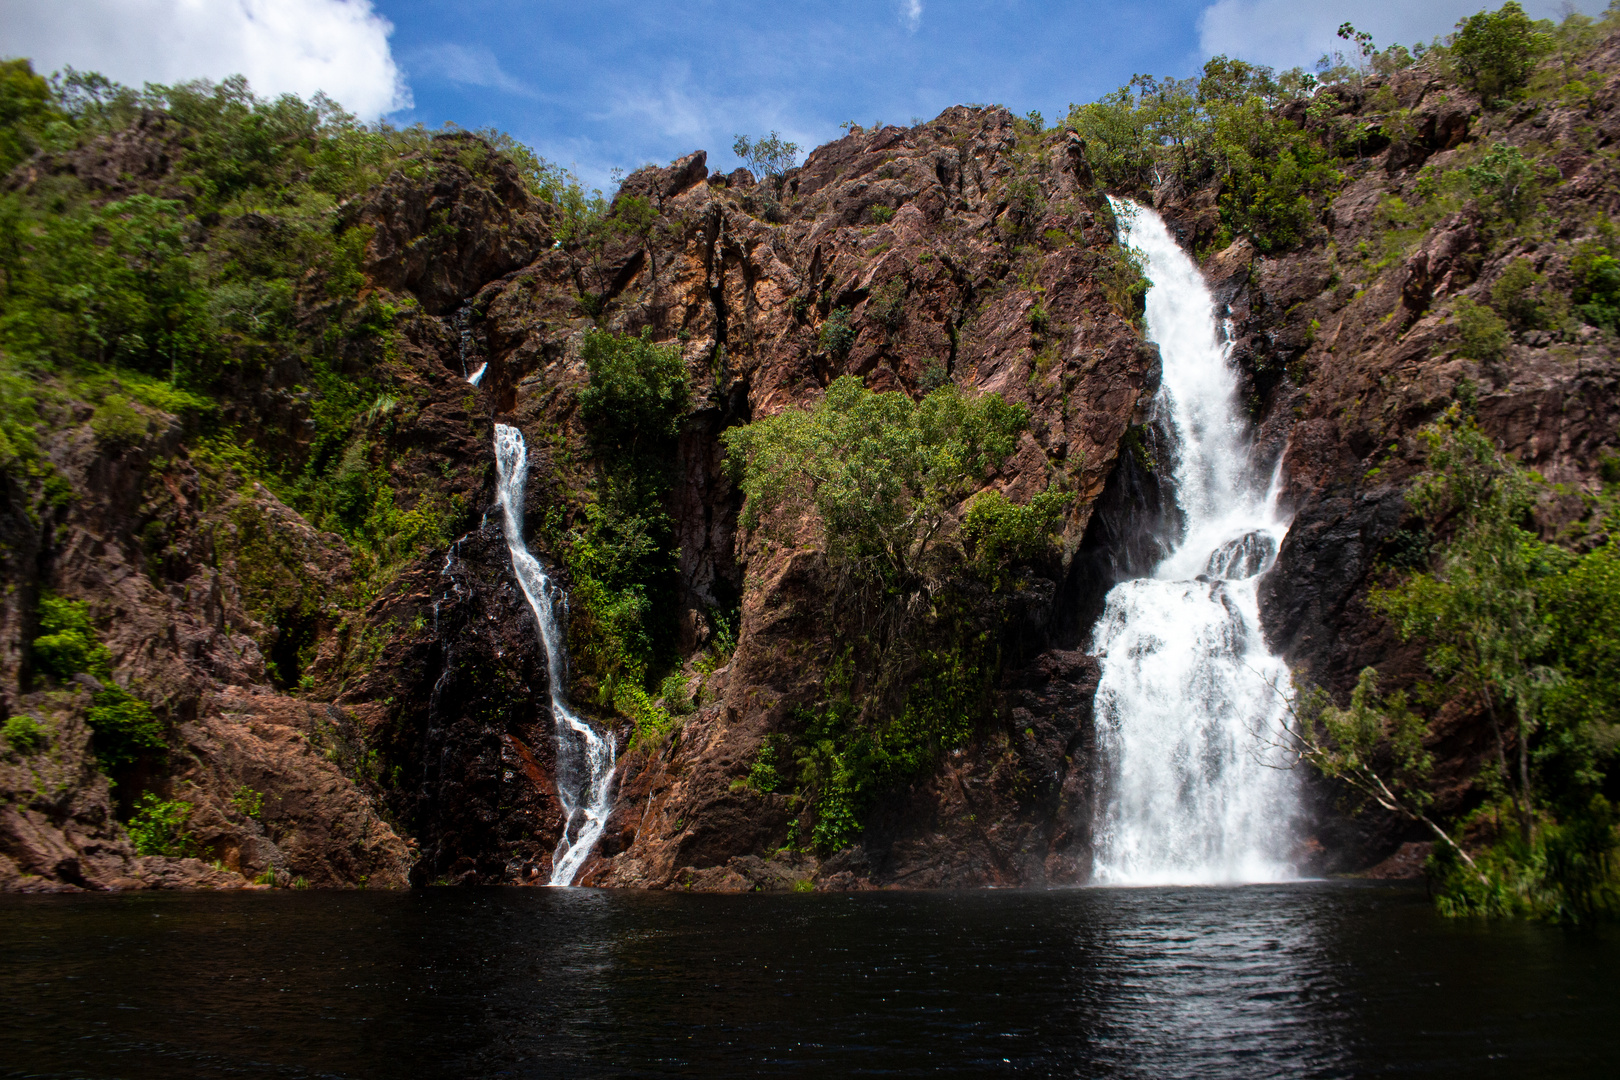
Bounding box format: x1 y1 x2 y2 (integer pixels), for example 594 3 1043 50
493 423 616 886
1089 200 1296 886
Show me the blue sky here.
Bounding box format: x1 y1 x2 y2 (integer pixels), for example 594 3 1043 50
2 0 1605 190
374 0 1612 187
383 0 1217 186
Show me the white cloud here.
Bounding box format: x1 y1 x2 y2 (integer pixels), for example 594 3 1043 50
1197 0 1606 72
0 0 409 118
899 1 924 34
407 43 536 98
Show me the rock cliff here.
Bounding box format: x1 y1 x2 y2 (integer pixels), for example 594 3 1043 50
5 29 1619 890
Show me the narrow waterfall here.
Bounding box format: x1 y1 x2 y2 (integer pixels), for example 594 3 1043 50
493 423 617 886
1089 200 1296 886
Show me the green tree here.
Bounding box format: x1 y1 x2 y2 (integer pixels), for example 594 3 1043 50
1370 410 1553 844
1451 2 1550 101
0 58 59 173
724 376 1029 593
1283 668 1487 879
732 131 801 195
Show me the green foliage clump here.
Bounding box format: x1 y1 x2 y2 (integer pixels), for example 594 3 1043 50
1066 56 1336 252
726 376 1029 589
1102 240 1149 320
1489 259 1549 330
657 673 695 716
1451 1 1550 102
125 792 195 857
1210 99 1340 253
0 59 59 172
1068 86 1159 190
1570 237 1620 329
88 395 150 446
1451 297 1510 362
1 192 202 376
230 785 265 819
962 489 1067 583
1357 409 1620 920
567 329 689 737
725 378 1061 851
2 715 47 756
577 327 688 448
86 685 166 772
31 594 112 681
746 735 785 794
1462 143 1544 224
818 306 856 357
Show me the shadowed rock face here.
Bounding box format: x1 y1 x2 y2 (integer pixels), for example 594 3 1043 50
9 30 1620 890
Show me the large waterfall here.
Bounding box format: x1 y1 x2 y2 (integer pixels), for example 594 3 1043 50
493 424 616 886
1089 201 1297 886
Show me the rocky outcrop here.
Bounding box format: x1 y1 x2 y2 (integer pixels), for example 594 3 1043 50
12 34 1620 891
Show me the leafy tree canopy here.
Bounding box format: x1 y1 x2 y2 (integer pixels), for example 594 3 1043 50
1452 1 1551 101
724 376 1030 590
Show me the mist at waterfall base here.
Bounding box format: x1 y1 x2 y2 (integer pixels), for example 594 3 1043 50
5 887 1616 1078
492 423 615 886
1089 200 1298 886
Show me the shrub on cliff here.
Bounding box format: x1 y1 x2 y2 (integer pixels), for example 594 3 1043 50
1451 298 1510 362
569 328 689 732
31 595 112 682
726 376 1029 593
725 378 1067 851
1451 2 1550 102
125 793 196 858
1570 237 1620 330
2 716 47 757
86 686 167 773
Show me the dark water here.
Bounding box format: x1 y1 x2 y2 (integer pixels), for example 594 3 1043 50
1 883 1614 1078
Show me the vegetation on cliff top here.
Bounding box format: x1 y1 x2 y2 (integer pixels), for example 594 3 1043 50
1066 2 1600 254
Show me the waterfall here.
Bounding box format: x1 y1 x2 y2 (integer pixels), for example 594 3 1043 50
1088 200 1296 886
492 423 617 886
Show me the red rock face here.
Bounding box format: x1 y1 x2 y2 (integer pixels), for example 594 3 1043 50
10 33 1620 890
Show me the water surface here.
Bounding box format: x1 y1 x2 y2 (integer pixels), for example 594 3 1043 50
1 883 1613 1078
